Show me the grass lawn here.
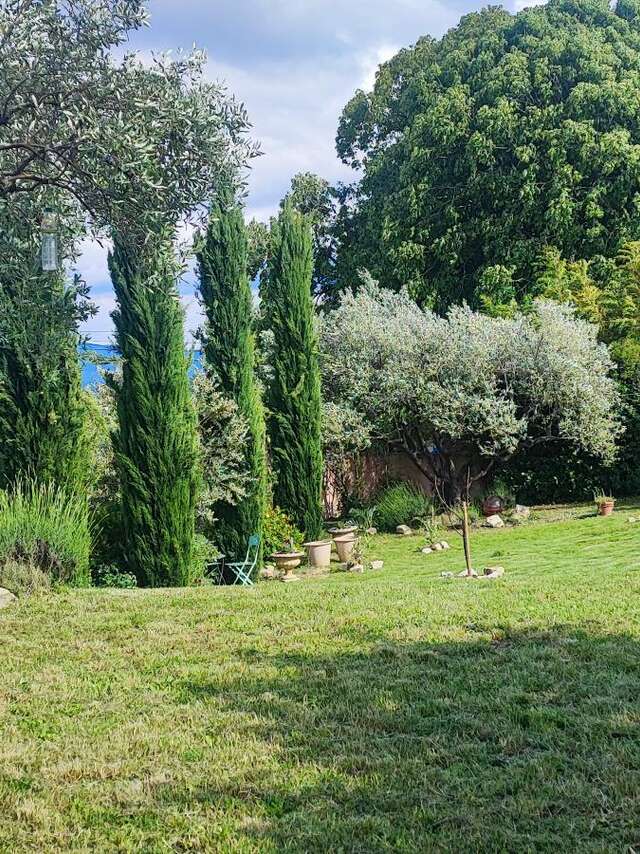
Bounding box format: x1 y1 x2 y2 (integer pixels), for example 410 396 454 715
1 503 640 852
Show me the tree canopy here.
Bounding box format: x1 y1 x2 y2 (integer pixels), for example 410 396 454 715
0 0 256 234
336 0 640 311
320 280 621 502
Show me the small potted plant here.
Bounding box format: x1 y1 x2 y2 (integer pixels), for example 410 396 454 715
594 491 615 517
328 520 358 537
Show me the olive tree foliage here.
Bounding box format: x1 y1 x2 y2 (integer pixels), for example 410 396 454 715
320 279 622 502
0 0 256 233
336 0 640 311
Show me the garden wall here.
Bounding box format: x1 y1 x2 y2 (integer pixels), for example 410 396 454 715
324 451 433 518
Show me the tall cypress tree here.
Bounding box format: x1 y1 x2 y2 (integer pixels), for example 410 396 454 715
107 232 198 587
197 192 267 565
0 199 90 495
262 203 323 539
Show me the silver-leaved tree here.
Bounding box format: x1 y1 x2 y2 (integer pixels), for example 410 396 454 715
321 279 622 572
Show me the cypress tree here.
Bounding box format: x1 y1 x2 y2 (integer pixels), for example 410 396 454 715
107 232 198 587
262 203 323 539
0 200 90 494
197 192 267 565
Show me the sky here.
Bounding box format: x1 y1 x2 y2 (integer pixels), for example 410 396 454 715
80 0 545 341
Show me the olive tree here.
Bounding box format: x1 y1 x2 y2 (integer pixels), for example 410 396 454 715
321 279 622 506
0 1 256 230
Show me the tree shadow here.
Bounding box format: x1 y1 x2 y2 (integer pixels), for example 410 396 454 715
170 627 640 852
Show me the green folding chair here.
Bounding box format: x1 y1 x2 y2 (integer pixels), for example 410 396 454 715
226 535 260 586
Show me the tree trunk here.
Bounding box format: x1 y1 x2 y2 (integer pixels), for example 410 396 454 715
462 500 473 577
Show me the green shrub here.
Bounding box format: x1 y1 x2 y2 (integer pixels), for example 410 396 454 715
0 559 51 596
0 480 92 586
189 533 220 585
374 483 433 533
262 506 304 556
93 564 137 589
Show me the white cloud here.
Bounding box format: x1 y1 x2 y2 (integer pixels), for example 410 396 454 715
78 0 482 337
512 0 546 10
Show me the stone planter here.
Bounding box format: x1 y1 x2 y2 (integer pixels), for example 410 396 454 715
271 551 306 582
304 540 332 569
597 500 615 517
328 526 358 538
333 532 357 563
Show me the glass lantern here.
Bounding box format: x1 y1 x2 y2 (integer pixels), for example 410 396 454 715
41 212 59 272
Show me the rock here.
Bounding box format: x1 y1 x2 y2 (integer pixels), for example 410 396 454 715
421 547 433 555
349 564 364 573
441 571 454 578
396 525 412 536
260 565 278 580
483 566 505 579
440 541 450 550
433 543 443 551
485 514 505 529
0 587 17 608
366 527 378 536
515 505 531 518
370 560 384 571
457 569 478 578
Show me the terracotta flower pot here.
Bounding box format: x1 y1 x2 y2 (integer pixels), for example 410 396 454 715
271 551 305 582
304 540 332 569
333 533 357 563
597 500 615 517
482 495 504 517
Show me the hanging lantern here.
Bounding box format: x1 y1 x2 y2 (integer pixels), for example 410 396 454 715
41 212 59 271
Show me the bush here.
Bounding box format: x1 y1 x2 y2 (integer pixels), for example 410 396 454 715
0 559 51 596
374 483 433 533
189 533 220 585
262 506 304 556
0 480 92 586
93 564 137 589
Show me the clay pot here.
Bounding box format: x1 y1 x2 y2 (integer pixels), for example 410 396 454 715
304 540 332 569
597 500 615 517
271 551 305 582
482 495 504 517
333 533 357 563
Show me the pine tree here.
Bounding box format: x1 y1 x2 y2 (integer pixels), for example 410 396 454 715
0 199 91 495
197 192 267 565
107 233 198 587
262 203 323 539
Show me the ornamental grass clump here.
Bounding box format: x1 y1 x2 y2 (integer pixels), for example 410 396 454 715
0 480 92 589
374 483 433 533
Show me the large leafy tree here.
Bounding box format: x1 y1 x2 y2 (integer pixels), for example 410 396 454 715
336 0 640 311
248 172 341 304
262 204 323 539
320 280 621 504
197 192 267 566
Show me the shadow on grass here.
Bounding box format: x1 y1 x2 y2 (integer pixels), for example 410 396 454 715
175 627 640 852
